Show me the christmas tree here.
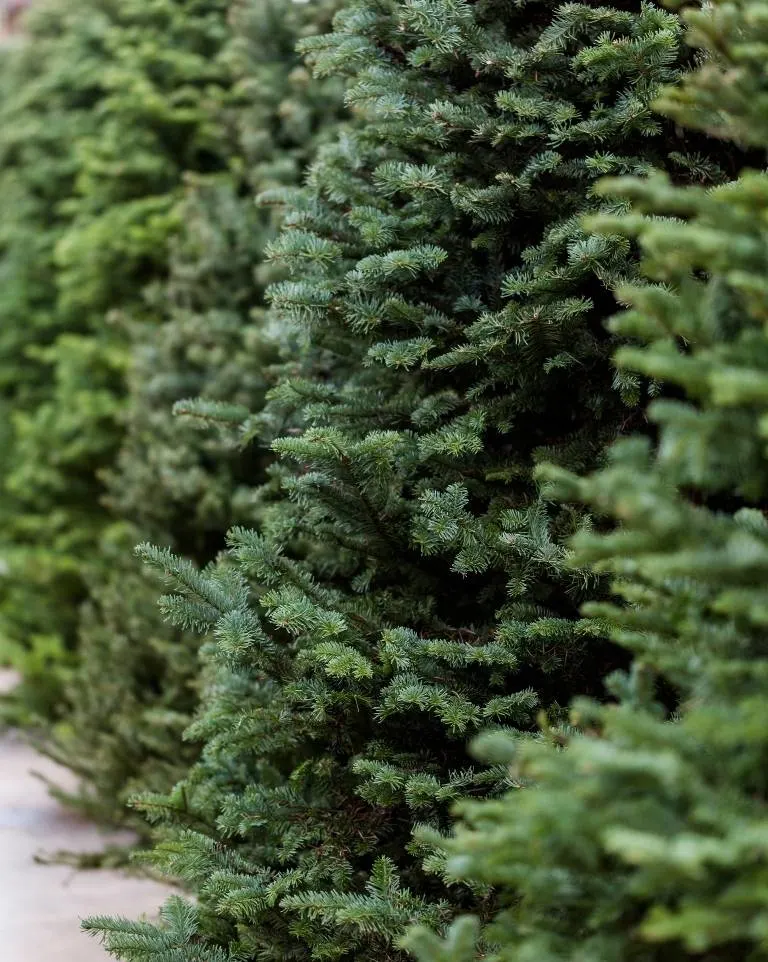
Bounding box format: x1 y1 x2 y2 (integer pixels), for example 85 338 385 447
0 0 233 719
0 0 109 717
86 0 734 958
39 0 344 829
405 0 768 958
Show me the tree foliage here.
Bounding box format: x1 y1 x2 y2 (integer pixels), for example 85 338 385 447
37 0 344 826
85 0 732 958
406 0 768 959
0 0 239 717
0 0 111 715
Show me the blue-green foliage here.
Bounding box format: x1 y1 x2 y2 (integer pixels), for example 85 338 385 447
84 0 734 960
405 0 768 959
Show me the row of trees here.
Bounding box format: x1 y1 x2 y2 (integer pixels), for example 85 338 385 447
0 0 341 822
1 0 766 958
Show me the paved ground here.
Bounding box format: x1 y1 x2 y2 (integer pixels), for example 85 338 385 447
0 669 173 961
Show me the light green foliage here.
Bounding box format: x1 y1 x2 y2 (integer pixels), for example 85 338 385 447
0 0 111 715
0 0 234 717
86 0 733 960
405 1 768 959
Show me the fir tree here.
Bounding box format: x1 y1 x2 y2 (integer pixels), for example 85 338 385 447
404 0 768 959
42 0 344 828
87 0 734 959
0 0 233 718
0 0 109 717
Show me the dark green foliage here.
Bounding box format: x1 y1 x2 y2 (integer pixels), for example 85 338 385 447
85 1 733 960
405 1 768 959
103 178 276 557
102 0 346 558
42 563 201 829
41 0 345 826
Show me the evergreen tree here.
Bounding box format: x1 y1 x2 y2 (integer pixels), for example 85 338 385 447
0 0 233 718
41 0 345 828
404 0 768 959
86 0 734 959
0 0 109 717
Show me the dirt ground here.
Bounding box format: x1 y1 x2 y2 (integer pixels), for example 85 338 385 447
0 669 173 961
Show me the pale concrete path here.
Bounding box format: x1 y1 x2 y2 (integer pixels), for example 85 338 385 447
0 669 174 961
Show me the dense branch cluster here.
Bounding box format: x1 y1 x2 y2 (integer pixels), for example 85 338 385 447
0 0 766 960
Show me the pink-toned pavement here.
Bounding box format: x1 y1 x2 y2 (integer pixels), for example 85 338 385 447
0 668 174 961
